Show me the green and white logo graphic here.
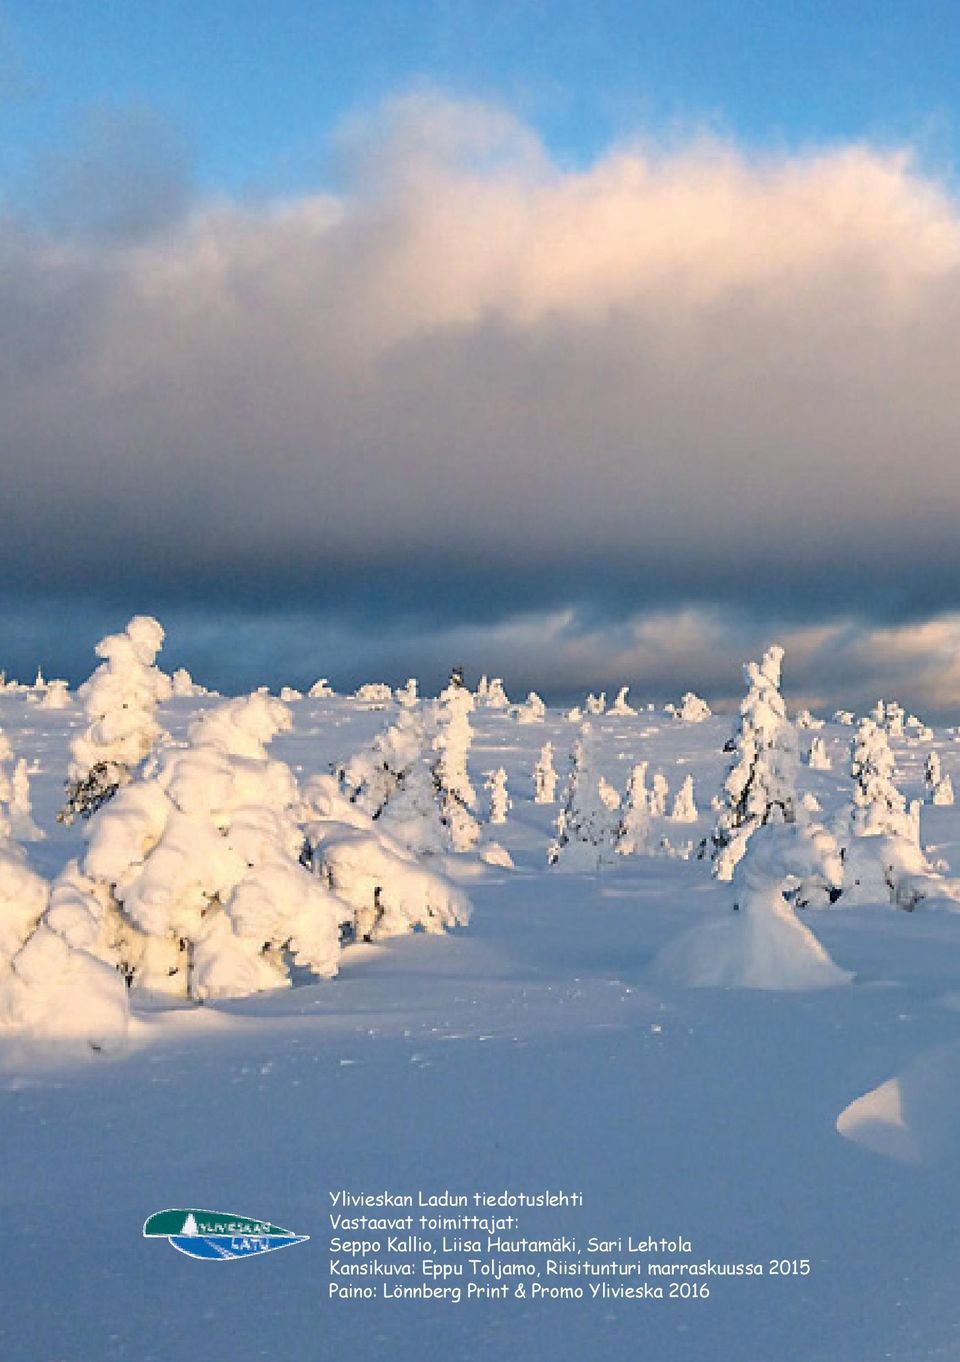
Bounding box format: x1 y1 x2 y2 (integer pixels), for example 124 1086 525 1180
143 1208 309 1261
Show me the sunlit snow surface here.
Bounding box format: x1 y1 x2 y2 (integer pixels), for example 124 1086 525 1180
3 692 960 1361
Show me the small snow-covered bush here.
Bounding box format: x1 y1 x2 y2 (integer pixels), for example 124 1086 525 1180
485 678 510 710
37 679 71 710
608 686 636 717
515 692 546 724
354 682 393 707
807 736 832 771
675 692 711 723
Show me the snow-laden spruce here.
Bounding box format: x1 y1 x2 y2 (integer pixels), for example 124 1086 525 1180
533 742 558 804
548 726 618 871
431 682 480 852
51 694 348 1001
701 645 799 882
59 615 172 825
616 763 651 856
301 775 469 942
654 822 851 991
670 774 698 823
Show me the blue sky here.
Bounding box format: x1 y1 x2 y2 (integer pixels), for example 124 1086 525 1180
3 0 960 200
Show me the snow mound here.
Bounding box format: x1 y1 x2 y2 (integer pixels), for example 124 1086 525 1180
837 1042 960 1165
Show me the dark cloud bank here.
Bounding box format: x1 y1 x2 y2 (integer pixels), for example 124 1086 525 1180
5 95 960 713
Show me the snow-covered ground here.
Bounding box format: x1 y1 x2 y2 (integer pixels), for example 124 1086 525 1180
3 687 960 1361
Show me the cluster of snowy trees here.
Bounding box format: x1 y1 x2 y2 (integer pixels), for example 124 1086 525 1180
546 726 700 871
5 619 960 1040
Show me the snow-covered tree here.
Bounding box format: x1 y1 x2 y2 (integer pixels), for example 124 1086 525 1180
616 763 650 856
308 678 335 699
608 686 636 717
341 708 446 855
534 743 558 804
670 774 698 823
51 694 348 1001
701 645 799 881
795 708 824 730
59 615 172 825
548 728 618 871
675 692 711 723
807 736 832 770
6 756 41 842
585 692 606 715
485 768 510 825
848 719 914 841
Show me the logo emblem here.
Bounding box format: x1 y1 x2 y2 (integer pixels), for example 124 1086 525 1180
143 1208 309 1260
